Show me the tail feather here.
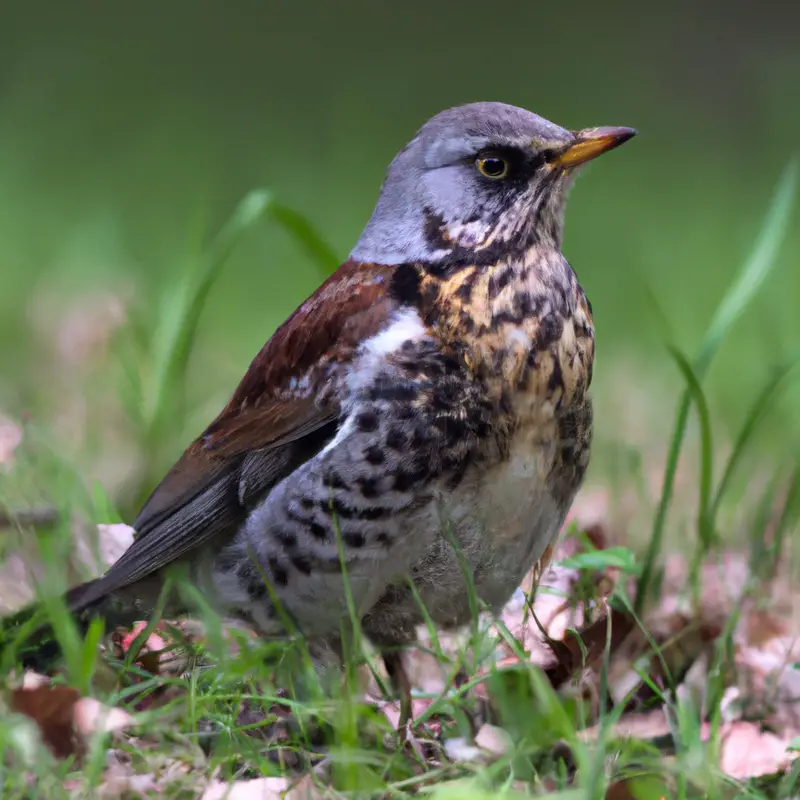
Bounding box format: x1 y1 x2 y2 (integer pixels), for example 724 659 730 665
0 579 102 673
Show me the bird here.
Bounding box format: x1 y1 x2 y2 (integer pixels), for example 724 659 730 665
2 102 635 725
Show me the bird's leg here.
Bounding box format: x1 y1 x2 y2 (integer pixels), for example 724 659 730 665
382 650 413 738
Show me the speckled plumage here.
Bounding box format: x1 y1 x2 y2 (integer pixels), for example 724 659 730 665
8 103 635 710
210 244 594 645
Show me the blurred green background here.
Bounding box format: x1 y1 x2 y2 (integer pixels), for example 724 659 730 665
0 0 798 511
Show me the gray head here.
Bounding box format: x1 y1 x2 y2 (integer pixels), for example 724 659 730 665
350 102 636 266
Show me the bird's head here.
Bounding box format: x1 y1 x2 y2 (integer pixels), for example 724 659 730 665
351 101 636 268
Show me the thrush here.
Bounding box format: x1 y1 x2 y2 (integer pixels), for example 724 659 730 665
4 102 635 718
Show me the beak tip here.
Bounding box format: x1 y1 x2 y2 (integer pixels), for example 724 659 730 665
549 124 638 169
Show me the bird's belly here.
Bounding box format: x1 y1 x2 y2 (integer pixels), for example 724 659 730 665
406 421 568 625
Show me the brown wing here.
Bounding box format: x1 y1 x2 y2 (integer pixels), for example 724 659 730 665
72 261 398 609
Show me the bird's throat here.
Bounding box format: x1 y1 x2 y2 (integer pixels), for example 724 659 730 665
415 248 594 408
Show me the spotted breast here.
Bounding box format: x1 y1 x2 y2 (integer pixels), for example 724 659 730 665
361 249 594 651
207 245 593 655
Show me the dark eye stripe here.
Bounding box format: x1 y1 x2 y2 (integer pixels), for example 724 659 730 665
473 146 540 181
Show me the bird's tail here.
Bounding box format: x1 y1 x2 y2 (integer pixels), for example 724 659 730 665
0 579 101 674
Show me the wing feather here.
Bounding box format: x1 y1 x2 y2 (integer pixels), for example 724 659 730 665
70 261 398 611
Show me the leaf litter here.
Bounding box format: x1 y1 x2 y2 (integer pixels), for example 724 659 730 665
0 496 799 795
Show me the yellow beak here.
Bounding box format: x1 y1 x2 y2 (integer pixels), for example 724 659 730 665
547 126 637 170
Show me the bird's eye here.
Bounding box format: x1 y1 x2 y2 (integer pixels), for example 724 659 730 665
475 152 510 179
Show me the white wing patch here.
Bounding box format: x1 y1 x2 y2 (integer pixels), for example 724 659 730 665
346 308 428 395
364 307 427 358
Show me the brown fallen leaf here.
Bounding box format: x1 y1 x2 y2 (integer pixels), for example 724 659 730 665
545 607 635 689
10 677 133 759
10 683 81 758
604 780 638 800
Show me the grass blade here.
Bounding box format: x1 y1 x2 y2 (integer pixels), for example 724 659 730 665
635 159 798 615
145 189 274 441
269 202 341 274
666 346 714 550
709 357 799 520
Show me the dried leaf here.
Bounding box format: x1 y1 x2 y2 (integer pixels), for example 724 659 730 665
605 781 638 800
113 619 193 676
546 608 635 689
474 723 512 756
580 708 671 744
10 684 81 758
10 676 133 759
443 736 483 763
201 776 291 800
73 697 132 737
285 775 328 800
96 754 158 798
718 721 796 779
21 671 52 690
74 523 136 576
626 617 720 708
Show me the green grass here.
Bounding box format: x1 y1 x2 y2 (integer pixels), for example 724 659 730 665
0 156 799 799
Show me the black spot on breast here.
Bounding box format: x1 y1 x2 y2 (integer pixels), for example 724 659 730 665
364 445 385 465
290 554 313 576
548 356 564 394
456 273 476 301
385 428 408 451
323 496 352 518
536 314 564 350
376 532 392 547
268 557 288 587
409 429 428 450
432 415 467 442
396 406 415 421
322 496 388 521
488 268 513 298
300 497 314 511
445 460 470 491
390 263 423 308
458 309 476 334
393 462 429 492
393 472 414 492
276 531 297 549
236 562 251 580
516 291 534 316
358 476 380 499
492 309 523 327
356 410 379 432
309 522 328 541
343 531 366 548
322 471 348 490
246 578 268 601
